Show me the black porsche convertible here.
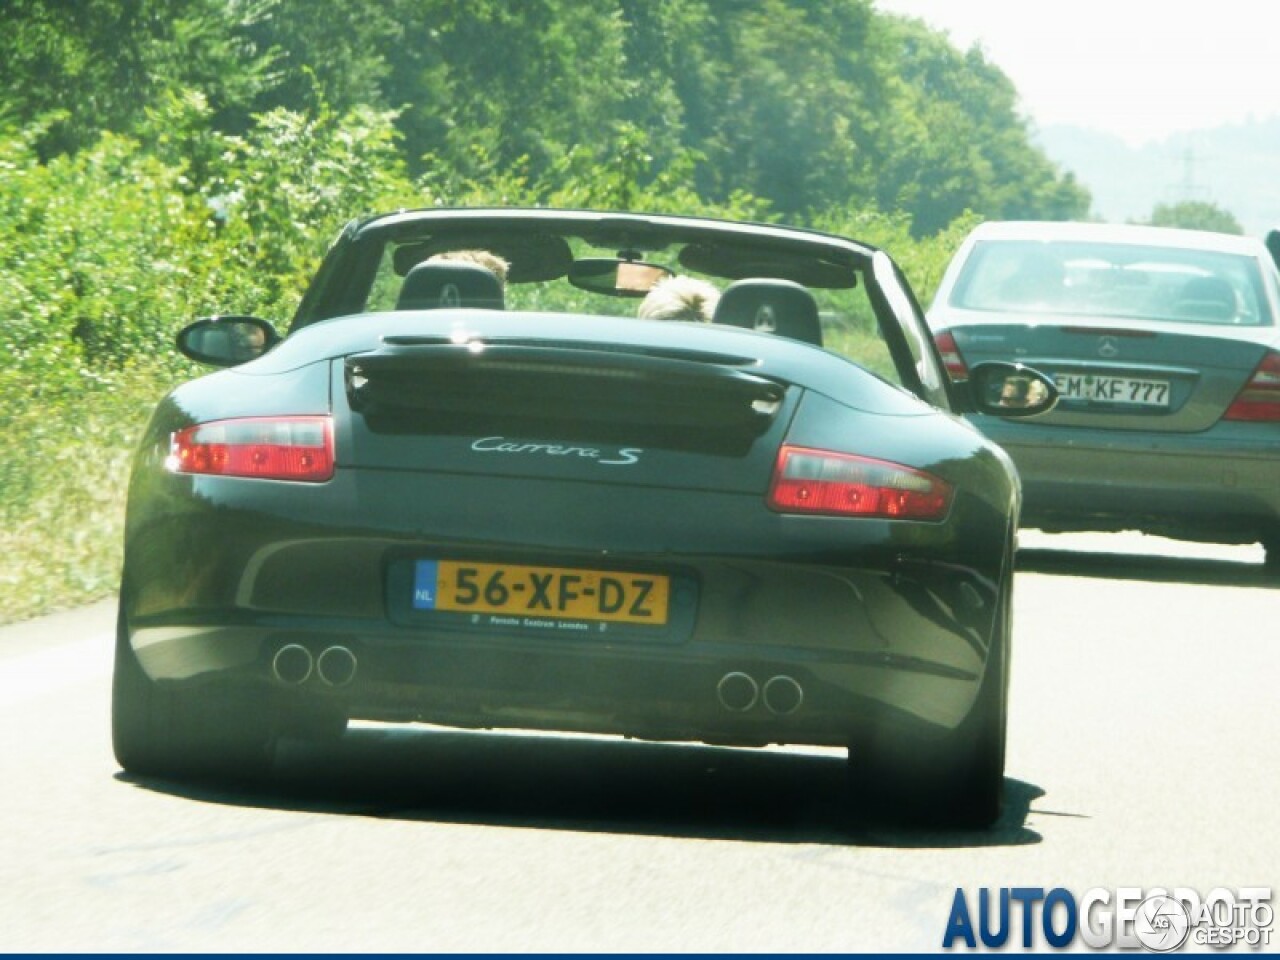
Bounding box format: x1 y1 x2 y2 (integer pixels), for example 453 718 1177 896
113 208 1056 827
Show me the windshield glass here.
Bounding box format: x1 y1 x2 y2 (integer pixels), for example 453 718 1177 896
362 234 908 386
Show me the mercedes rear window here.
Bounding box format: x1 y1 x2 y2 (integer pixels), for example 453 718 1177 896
951 239 1274 327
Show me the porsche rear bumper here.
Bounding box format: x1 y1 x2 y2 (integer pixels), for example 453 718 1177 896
130 613 981 748
123 467 1009 747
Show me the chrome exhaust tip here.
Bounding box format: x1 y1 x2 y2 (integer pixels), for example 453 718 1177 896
316 645 357 687
716 671 759 712
763 675 803 715
272 644 313 685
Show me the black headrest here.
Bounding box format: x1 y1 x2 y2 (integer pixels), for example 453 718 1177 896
397 261 504 311
1178 275 1235 320
712 278 822 346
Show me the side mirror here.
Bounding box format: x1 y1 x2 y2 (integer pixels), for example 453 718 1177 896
967 362 1059 418
177 315 280 367
567 258 673 297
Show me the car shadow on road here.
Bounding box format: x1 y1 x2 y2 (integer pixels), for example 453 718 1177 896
118 725 1044 850
1017 547 1276 589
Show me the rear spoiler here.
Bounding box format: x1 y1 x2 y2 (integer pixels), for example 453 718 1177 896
344 337 788 431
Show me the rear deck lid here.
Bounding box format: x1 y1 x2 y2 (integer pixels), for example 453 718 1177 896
335 335 799 492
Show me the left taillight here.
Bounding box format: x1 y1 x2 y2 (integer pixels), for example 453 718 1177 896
767 445 953 521
167 416 334 482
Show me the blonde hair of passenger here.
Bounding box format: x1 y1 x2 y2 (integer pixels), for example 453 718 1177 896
637 275 720 322
428 249 511 285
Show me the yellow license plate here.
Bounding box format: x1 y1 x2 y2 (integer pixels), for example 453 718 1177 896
414 560 670 626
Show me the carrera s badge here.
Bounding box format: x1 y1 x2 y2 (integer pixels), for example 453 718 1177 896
471 436 642 466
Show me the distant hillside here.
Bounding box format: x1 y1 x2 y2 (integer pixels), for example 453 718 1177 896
1036 117 1280 238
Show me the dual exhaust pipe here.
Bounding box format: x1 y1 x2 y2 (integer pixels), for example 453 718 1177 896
272 644 357 688
274 647 796 715
716 671 803 715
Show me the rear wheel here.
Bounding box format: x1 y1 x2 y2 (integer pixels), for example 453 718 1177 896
112 601 278 780
848 569 1010 829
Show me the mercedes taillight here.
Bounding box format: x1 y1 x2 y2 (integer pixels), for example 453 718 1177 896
1223 351 1280 422
933 330 969 381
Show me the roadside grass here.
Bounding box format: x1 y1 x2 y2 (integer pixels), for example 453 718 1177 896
0 365 171 624
824 323 903 384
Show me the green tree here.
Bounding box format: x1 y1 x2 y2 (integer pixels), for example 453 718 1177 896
1 0 1091 231
1146 200 1243 235
680 0 887 215
380 0 637 184
873 16 1089 233
0 0 280 156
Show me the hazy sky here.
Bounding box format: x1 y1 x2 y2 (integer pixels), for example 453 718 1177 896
875 0 1280 145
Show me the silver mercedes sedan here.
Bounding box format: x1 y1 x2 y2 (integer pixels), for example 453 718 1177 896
928 220 1280 571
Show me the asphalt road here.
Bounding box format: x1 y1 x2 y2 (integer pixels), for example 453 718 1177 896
1 532 1276 952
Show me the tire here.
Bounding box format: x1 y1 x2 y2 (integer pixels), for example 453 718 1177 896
112 600 278 781
849 567 1010 829
1263 530 1280 576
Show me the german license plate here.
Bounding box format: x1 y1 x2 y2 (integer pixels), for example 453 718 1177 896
1054 373 1170 407
412 560 670 626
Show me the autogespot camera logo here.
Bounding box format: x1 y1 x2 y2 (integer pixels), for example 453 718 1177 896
1133 895 1190 952
942 886 1273 951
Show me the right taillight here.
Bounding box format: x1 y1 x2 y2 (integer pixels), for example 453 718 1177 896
933 330 969 381
767 446 953 521
1224 351 1280 422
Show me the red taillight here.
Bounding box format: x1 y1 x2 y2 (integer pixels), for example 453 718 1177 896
167 416 334 482
1223 351 1280 422
933 330 969 381
767 446 953 521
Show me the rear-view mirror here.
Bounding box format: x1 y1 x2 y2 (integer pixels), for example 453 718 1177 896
567 258 673 297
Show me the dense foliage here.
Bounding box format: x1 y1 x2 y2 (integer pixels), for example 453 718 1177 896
1145 201 1244 236
3 0 1087 231
0 0 1088 621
